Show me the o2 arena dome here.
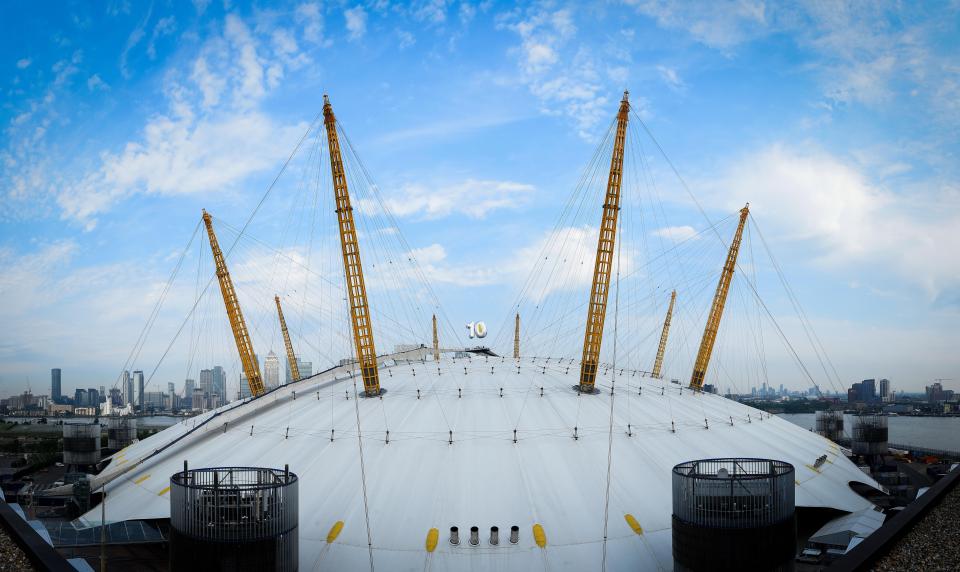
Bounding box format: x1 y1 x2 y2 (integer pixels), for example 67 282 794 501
74 93 883 570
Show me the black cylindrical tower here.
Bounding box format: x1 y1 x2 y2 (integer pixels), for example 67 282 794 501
169 466 298 572
672 458 796 572
852 414 888 456
815 410 844 442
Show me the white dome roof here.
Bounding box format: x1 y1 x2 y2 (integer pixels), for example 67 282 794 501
85 349 878 570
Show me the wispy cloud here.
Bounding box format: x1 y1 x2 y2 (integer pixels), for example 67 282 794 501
357 179 535 220
344 6 368 41
16 58 31 69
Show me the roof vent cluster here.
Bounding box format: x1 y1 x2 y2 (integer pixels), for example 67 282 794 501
449 525 519 546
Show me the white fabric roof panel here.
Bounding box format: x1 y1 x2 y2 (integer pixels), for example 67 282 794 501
82 353 879 571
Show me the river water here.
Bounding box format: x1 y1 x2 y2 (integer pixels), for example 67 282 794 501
778 413 960 451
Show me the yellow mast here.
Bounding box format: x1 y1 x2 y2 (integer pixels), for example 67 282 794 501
579 91 630 393
651 290 676 379
275 295 300 383
432 314 439 362
202 210 265 397
323 94 381 397
689 204 750 391
513 313 520 360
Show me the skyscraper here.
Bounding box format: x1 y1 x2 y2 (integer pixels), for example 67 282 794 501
879 379 891 402
133 370 144 409
51 368 62 403
199 369 213 394
122 370 132 405
212 366 226 402
286 359 313 383
264 351 280 389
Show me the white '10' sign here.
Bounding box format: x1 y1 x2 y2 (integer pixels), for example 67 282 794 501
466 321 487 339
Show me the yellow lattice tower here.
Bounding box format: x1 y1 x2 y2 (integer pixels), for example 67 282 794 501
322 95 381 396
432 314 440 362
689 204 750 391
202 210 264 397
651 290 676 379
275 295 300 383
578 91 630 393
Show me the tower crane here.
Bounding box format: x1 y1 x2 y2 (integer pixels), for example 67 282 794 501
202 210 265 397
689 204 750 391
323 94 381 397
578 91 630 393
651 290 676 379
275 295 300 383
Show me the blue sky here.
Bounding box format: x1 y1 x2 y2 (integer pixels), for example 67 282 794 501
1 1 958 397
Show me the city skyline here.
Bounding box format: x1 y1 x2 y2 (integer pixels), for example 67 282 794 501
1 2 958 393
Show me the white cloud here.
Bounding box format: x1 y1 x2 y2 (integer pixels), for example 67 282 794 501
713 144 960 302
87 74 108 91
16 58 31 69
119 3 152 78
147 16 177 59
500 6 638 140
344 6 368 41
652 225 697 242
358 179 534 219
52 12 314 229
296 2 327 45
397 29 416 49
626 0 768 50
657 65 684 91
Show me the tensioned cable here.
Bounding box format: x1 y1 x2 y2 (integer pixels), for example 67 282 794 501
350 376 375 572
141 113 323 390
601 217 624 571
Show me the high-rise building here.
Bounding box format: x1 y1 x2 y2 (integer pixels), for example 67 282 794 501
75 388 87 407
199 369 213 394
183 379 196 407
212 366 226 401
87 388 99 410
879 379 891 402
860 379 876 402
286 359 313 383
264 351 280 389
122 370 132 405
133 370 144 409
51 368 62 403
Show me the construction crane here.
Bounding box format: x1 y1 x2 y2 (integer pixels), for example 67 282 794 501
513 313 521 360
323 94 381 397
689 204 750 391
651 290 676 379
275 295 300 383
579 91 630 394
202 210 265 397
432 314 440 362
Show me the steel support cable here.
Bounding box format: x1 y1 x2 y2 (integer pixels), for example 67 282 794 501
630 109 834 395
751 219 842 394
113 220 201 392
601 217 624 571
492 118 616 351
142 112 322 390
337 124 463 349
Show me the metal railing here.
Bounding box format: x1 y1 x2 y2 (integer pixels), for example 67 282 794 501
169 467 298 543
672 458 795 529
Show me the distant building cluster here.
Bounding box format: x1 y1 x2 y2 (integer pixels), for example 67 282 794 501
847 378 892 404
0 358 314 417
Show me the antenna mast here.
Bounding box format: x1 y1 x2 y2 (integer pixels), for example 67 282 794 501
651 290 676 379
323 94 381 397
689 204 750 391
275 295 300 383
202 210 264 397
578 91 630 393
